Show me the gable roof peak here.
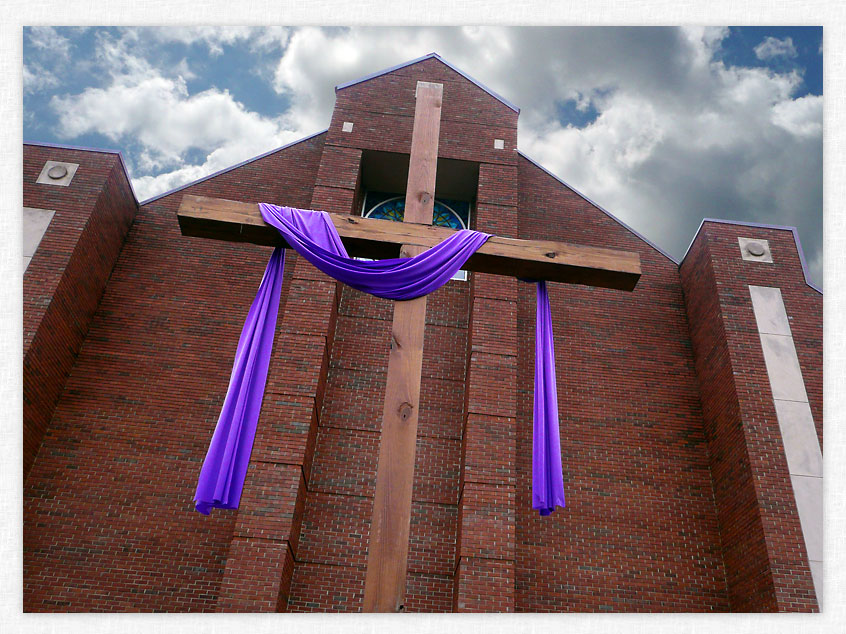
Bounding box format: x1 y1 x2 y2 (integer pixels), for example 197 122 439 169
334 52 520 113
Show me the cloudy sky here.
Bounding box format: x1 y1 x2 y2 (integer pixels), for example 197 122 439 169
22 26 823 286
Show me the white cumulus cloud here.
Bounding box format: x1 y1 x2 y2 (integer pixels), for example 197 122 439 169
754 36 798 60
52 73 304 200
52 75 284 169
771 94 823 138
27 26 72 61
23 63 60 94
123 26 290 56
47 30 308 199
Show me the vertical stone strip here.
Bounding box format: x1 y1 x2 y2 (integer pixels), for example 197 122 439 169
749 285 823 607
216 145 361 611
454 163 518 612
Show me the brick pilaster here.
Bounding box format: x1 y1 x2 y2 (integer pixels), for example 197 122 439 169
216 146 361 611
679 222 820 612
454 164 519 612
23 148 137 480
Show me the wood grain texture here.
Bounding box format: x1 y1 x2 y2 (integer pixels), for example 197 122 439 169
177 194 642 291
362 81 443 612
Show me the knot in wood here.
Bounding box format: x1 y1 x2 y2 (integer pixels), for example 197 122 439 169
545 251 557 259
419 192 432 205
398 402 414 422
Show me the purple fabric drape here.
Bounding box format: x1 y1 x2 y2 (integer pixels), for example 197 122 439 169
193 246 285 515
258 203 491 299
532 281 566 515
194 204 565 516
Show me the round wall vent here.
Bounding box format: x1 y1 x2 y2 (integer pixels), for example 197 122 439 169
47 165 69 180
746 242 765 257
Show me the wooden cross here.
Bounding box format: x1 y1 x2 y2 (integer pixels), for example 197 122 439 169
177 81 641 612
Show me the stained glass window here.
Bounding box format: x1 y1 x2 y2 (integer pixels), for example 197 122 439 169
366 197 406 223
360 191 472 281
362 192 470 230
432 204 465 230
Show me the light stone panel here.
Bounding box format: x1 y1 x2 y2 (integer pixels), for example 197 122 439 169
749 284 822 609
790 474 822 562
773 400 823 477
738 237 773 263
759 333 809 402
809 560 823 609
23 207 55 272
36 160 79 187
749 286 791 336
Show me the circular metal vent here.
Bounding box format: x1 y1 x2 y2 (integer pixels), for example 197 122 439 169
746 241 765 257
47 165 69 180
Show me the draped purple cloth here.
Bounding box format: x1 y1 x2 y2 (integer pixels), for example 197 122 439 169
532 281 566 515
194 204 565 516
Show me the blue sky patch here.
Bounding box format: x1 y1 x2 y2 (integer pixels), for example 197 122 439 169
555 98 600 129
718 26 822 97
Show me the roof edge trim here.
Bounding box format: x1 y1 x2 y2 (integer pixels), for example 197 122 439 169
334 52 520 114
516 150 677 264
24 140 139 204
139 129 328 206
682 218 822 294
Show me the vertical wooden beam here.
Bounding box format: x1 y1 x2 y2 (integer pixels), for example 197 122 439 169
362 81 443 612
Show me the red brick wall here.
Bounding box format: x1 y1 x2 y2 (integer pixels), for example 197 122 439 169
22 134 325 611
679 222 821 612
514 158 730 612
23 57 821 614
330 57 518 165
23 145 137 480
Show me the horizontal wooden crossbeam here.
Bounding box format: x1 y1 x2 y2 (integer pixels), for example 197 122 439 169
177 194 641 291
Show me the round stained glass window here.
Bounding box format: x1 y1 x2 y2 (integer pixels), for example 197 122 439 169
364 197 466 230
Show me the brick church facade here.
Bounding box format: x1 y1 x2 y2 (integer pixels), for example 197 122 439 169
23 54 822 612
